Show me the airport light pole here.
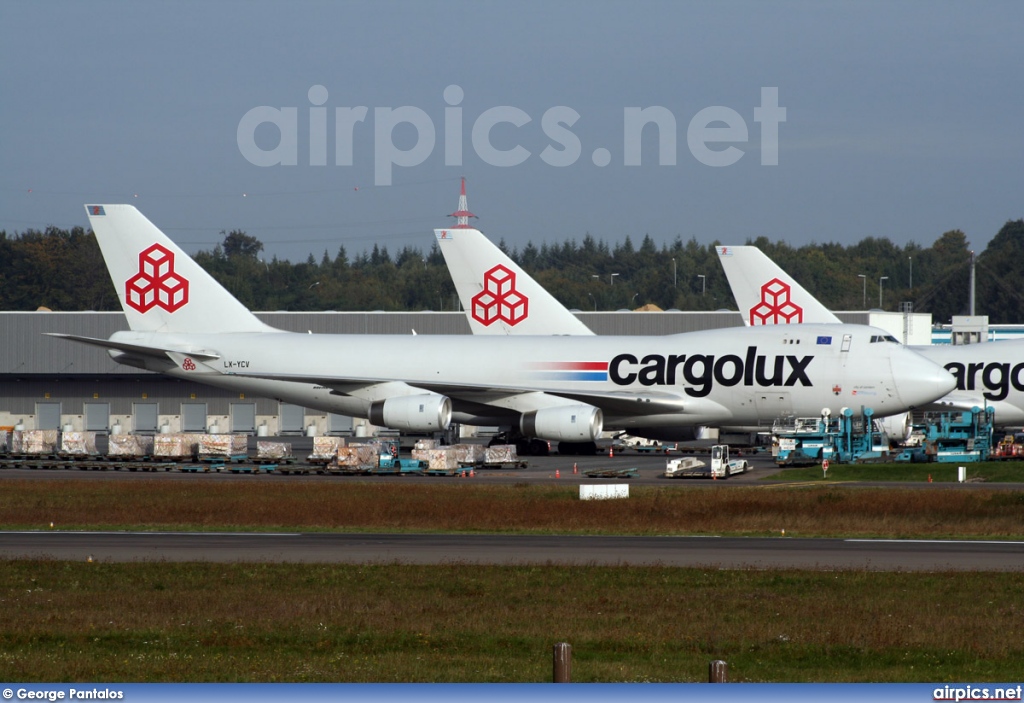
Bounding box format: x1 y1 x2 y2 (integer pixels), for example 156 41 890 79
697 274 706 296
909 256 913 289
631 292 639 308
878 276 888 309
672 257 676 288
858 274 866 309
610 273 619 285
587 293 596 311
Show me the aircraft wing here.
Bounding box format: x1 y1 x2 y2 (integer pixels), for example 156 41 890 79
46 333 222 362
225 370 704 417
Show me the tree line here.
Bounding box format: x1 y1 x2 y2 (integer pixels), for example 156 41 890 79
2 219 1023 323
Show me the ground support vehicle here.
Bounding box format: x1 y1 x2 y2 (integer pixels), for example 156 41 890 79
369 460 426 475
991 432 1024 459
612 435 665 453
894 407 995 463
368 453 427 475
709 444 750 478
774 408 890 465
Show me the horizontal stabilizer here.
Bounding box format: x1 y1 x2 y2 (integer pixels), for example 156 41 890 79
46 333 221 362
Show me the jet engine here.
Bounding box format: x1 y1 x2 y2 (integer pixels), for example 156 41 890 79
626 426 705 442
369 394 452 432
875 411 912 443
520 405 603 442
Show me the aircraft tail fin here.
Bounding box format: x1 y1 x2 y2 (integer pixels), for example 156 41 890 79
434 227 594 336
715 245 840 326
84 205 274 334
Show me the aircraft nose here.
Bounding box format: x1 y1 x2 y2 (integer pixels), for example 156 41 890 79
891 346 957 408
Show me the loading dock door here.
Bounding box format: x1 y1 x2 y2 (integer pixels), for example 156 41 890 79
231 403 256 434
35 402 61 430
280 404 305 434
133 403 158 433
182 403 207 432
84 403 110 432
329 414 354 435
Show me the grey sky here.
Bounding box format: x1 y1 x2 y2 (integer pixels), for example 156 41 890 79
2 0 1021 262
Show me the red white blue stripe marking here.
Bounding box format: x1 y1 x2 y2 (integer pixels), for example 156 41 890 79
528 361 608 382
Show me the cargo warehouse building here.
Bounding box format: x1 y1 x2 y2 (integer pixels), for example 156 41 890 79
0 309 940 435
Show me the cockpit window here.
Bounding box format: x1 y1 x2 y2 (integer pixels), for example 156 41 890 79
870 334 900 343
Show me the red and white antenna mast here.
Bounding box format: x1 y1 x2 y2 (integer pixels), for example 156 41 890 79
448 176 477 229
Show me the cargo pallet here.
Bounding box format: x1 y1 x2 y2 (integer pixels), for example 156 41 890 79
1 456 63 469
254 456 295 465
481 460 529 470
325 464 379 475
226 464 263 474
180 463 219 473
423 466 475 477
198 454 249 464
67 459 132 471
275 464 324 475
0 452 519 476
664 457 708 478
121 462 177 472
584 467 638 479
4 454 63 463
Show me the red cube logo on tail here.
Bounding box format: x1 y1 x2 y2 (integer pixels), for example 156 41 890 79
125 244 189 313
749 278 803 325
471 265 529 326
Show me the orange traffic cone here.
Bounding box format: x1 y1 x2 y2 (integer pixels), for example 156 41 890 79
608 446 614 458
469 468 475 477
573 462 578 474
555 468 561 478
928 474 932 483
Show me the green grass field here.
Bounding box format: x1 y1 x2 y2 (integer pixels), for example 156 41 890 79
2 477 1023 682
765 460 1024 483
2 561 1022 682
3 478 1023 539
